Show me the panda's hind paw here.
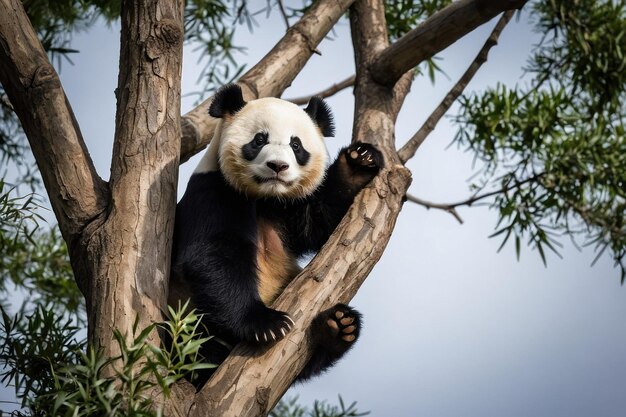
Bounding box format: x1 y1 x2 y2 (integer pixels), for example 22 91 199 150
242 305 293 344
345 142 384 171
313 304 361 353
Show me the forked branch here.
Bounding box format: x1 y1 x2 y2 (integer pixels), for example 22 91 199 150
398 10 515 163
370 0 527 86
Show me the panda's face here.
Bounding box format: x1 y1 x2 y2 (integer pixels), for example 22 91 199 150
218 98 329 199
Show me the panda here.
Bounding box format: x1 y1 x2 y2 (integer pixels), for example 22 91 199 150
169 84 383 382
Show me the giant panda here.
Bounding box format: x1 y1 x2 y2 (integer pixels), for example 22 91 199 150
169 84 383 382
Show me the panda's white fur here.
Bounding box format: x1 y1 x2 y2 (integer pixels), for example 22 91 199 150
195 97 329 200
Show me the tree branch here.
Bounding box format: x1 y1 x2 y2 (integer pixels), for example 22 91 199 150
398 10 515 163
288 75 356 105
0 0 108 241
370 0 527 86
179 0 355 162
406 173 545 223
406 194 465 224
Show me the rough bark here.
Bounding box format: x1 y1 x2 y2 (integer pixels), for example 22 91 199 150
370 0 528 86
78 0 185 358
0 0 108 267
179 0 355 162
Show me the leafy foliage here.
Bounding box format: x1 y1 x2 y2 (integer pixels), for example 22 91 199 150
454 0 626 280
0 302 213 416
0 181 80 319
271 396 369 417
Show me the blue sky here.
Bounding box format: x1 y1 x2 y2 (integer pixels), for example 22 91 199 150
2 3 626 416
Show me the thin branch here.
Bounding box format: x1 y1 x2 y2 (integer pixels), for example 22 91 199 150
398 10 515 163
406 173 545 223
277 0 290 30
0 0 108 241
288 75 356 105
370 0 528 86
406 194 465 224
180 0 355 163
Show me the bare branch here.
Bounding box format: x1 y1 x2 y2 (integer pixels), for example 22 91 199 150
0 0 108 240
406 193 465 224
398 10 515 163
180 0 355 162
288 75 356 105
370 0 528 86
406 173 545 223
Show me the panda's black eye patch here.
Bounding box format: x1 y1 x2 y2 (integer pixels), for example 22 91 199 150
290 136 310 166
242 132 268 161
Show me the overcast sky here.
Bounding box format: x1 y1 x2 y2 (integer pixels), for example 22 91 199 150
3 2 626 416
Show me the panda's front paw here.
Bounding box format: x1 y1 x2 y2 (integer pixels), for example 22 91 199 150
240 304 294 343
345 142 384 172
312 304 361 354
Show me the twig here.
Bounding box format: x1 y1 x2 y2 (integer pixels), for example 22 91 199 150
406 173 544 224
288 75 356 105
406 193 465 224
277 0 290 30
398 10 515 163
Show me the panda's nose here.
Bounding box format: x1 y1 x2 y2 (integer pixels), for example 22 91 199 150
267 161 289 173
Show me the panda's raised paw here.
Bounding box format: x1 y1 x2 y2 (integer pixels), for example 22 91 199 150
241 305 294 344
314 304 361 350
345 142 384 171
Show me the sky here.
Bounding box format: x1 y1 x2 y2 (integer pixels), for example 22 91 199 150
3 2 626 417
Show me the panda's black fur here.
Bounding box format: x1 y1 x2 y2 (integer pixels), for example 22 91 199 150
170 84 383 383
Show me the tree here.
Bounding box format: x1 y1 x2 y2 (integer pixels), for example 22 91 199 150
1 0 625 416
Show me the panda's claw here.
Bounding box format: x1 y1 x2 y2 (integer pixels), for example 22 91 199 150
345 142 384 171
244 306 293 344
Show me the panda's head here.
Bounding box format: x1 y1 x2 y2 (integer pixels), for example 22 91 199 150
208 84 334 199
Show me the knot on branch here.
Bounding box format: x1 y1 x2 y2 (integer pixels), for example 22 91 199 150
30 64 60 89
386 165 412 196
255 386 271 413
146 19 182 60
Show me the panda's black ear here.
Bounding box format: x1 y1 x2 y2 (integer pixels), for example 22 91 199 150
304 96 335 137
209 84 246 118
